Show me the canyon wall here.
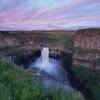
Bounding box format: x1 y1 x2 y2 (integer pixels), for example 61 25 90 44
0 31 73 56
0 31 54 48
0 31 51 56
73 28 100 70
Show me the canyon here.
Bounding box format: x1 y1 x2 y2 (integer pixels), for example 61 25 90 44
0 28 100 100
0 28 100 70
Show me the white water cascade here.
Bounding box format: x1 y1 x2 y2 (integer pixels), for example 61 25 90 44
41 47 49 63
30 47 71 90
31 47 68 81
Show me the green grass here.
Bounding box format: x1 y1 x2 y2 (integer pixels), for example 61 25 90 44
49 32 75 52
0 60 85 100
95 61 100 65
71 66 100 100
73 47 100 54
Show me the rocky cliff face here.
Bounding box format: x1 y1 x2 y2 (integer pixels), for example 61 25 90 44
0 31 55 56
0 31 55 47
0 31 73 56
74 29 100 50
73 28 100 70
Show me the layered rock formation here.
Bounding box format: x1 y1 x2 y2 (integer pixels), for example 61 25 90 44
0 31 49 56
0 31 54 48
73 28 100 70
0 31 72 55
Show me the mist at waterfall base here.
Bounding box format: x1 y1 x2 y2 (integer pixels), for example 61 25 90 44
30 47 70 90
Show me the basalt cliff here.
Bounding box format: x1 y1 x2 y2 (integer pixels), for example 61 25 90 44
0 30 74 56
73 28 100 70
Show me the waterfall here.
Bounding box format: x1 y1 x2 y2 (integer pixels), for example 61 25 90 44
31 47 69 83
41 47 49 63
30 47 70 90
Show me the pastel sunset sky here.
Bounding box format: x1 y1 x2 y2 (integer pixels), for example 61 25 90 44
0 0 100 30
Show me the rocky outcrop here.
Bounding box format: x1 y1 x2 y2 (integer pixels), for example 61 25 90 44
0 33 19 47
73 28 100 70
74 28 100 50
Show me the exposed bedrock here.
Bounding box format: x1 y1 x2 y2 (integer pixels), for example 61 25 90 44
0 31 54 48
0 31 72 56
73 28 100 70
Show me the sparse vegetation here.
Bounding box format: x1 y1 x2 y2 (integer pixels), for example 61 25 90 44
49 31 75 52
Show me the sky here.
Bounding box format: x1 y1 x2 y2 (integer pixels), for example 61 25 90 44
0 0 100 30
